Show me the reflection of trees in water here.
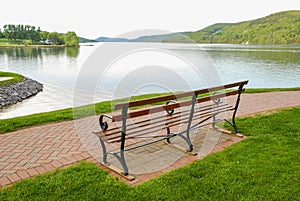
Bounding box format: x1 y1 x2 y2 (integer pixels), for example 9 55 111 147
0 47 79 60
65 47 79 58
40 47 65 57
0 48 43 60
208 48 300 65
243 50 299 65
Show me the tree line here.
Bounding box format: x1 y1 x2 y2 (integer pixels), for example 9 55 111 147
0 24 79 47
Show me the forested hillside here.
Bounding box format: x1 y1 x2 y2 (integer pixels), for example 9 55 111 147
133 10 300 44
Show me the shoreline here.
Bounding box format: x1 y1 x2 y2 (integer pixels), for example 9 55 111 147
1 42 299 48
0 45 70 48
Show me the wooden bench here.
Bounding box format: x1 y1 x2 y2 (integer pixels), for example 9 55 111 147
93 80 248 180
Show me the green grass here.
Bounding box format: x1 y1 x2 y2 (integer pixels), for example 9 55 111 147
0 162 131 200
0 107 299 200
245 87 300 93
0 39 22 46
0 38 64 47
0 71 23 87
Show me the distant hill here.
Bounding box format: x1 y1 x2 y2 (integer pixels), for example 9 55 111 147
95 37 130 42
133 10 300 44
78 37 97 43
132 32 193 43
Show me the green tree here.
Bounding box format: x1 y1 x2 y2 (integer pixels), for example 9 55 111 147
58 33 65 45
2 24 41 42
3 24 13 40
64 31 79 47
22 39 32 46
0 29 3 38
40 31 49 42
28 26 40 42
48 32 64 45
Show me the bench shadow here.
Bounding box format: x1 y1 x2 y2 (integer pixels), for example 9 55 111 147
91 127 244 185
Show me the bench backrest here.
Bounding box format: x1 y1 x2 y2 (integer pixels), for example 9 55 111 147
112 80 248 122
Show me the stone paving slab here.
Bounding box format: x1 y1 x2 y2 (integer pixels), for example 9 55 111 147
0 91 299 187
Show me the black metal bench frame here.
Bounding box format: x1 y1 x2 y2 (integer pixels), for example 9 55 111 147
93 80 248 180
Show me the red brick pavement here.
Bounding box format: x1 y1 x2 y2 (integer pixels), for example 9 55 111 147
0 91 299 187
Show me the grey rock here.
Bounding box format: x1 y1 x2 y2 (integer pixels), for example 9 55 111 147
0 77 43 109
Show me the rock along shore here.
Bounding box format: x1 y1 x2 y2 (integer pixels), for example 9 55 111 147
0 77 43 109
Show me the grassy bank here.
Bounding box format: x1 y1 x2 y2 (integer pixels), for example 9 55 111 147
0 71 23 87
0 38 21 46
0 38 65 48
0 88 299 134
0 107 299 200
245 87 300 93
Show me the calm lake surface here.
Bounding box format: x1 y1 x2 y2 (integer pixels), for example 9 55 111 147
0 43 299 119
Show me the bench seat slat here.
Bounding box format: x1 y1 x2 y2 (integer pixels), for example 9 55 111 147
99 102 228 136
107 106 234 143
96 104 233 143
96 102 229 137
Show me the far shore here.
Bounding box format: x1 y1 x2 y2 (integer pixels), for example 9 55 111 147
0 44 77 48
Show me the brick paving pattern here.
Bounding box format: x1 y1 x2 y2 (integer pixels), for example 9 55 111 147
0 91 299 187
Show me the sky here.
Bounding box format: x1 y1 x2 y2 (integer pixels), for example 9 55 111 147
1 0 299 39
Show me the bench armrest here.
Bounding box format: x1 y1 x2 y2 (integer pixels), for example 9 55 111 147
99 114 112 131
166 100 177 114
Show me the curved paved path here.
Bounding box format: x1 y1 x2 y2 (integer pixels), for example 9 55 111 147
0 91 299 187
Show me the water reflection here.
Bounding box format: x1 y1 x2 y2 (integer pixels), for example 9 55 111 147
201 45 300 88
0 48 40 60
65 47 80 58
206 47 300 65
0 47 73 60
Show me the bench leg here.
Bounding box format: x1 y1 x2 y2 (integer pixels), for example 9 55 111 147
185 129 193 152
165 127 196 155
225 83 244 134
111 150 129 176
184 92 198 152
166 127 172 144
99 137 109 166
212 113 238 133
212 114 217 129
98 136 134 180
224 119 238 133
165 93 197 153
119 103 129 176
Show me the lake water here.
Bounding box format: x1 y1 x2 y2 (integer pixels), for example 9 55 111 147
0 43 299 119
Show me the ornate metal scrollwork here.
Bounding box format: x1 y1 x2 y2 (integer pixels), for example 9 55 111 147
166 100 177 114
212 92 221 104
213 97 221 104
99 114 112 131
